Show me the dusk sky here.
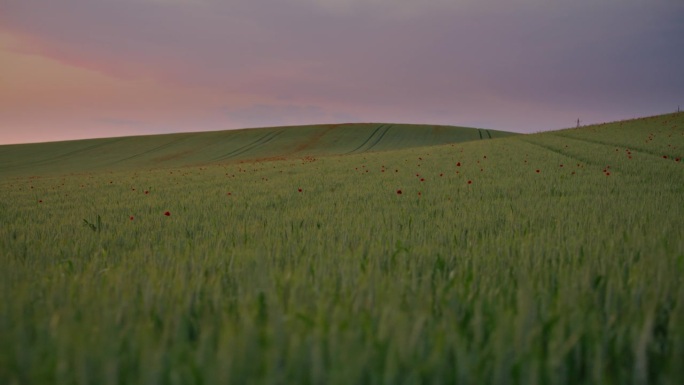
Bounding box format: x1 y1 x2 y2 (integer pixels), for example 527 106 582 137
1 0 683 145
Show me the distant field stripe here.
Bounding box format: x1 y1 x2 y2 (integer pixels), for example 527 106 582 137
552 133 672 158
520 137 639 175
478 130 483 140
346 124 386 154
6 138 128 169
365 124 393 152
114 136 192 163
212 130 284 161
486 130 492 139
45 138 128 161
520 138 594 165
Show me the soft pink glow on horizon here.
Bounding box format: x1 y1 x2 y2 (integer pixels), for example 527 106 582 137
1 0 682 145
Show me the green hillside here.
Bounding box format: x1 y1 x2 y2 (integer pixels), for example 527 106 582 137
0 123 515 177
1 113 682 384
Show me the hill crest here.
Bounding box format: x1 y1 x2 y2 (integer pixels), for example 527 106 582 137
0 123 516 176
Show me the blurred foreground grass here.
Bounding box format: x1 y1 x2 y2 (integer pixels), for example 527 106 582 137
1 114 683 384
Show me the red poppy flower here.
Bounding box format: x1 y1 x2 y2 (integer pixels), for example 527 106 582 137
298 188 302 192
605 172 611 176
456 162 461 166
559 164 563 167
420 178 425 182
396 189 402 195
144 190 149 195
130 216 134 220
467 180 472 184
663 155 668 159
38 200 43 203
536 169 540 173
440 173 443 177
676 158 681 162
164 211 171 216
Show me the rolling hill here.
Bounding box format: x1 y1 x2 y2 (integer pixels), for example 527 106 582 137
0 123 516 177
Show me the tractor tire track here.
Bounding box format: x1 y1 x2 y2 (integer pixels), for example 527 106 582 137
114 135 192 164
346 124 386 154
212 130 284 162
520 138 601 167
15 138 128 168
552 133 672 159
365 124 393 152
519 137 641 177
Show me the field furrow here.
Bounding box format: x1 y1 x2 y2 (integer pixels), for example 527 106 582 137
113 135 193 164
346 124 386 154
209 130 284 162
364 124 393 152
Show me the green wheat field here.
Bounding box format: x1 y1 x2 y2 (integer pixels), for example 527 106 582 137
1 116 683 384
